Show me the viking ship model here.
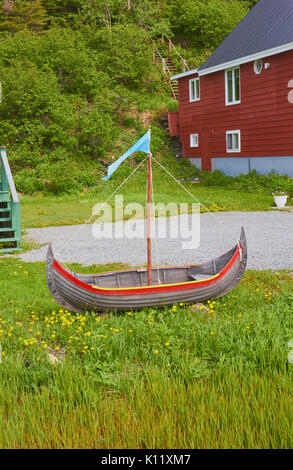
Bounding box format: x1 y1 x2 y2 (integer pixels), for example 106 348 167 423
46 130 247 313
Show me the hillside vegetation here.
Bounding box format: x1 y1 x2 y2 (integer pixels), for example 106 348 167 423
0 0 262 195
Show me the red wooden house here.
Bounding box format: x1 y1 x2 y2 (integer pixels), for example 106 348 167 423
169 0 293 177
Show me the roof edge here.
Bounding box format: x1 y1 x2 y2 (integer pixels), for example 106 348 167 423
198 41 293 76
170 69 198 80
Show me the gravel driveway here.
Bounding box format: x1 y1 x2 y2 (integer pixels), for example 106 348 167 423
17 211 293 270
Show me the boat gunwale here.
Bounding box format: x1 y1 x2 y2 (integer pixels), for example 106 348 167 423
52 243 242 296
73 243 240 278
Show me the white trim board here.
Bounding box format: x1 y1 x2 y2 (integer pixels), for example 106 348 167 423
170 69 198 80
199 41 293 75
170 41 293 80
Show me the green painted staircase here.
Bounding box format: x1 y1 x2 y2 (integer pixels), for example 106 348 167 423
0 147 21 253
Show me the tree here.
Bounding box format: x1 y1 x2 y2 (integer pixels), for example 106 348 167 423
79 0 128 30
41 0 84 24
89 24 153 89
0 0 47 33
166 0 249 50
128 0 171 38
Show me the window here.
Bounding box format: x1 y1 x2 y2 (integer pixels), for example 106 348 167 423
189 78 200 102
225 67 240 105
254 59 262 74
190 133 199 147
226 130 241 152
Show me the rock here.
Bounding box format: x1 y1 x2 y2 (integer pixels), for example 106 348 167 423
191 178 200 183
189 303 209 315
48 347 65 364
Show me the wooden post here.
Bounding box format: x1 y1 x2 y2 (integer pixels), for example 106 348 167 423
183 59 186 72
169 39 172 57
147 153 152 286
162 58 166 74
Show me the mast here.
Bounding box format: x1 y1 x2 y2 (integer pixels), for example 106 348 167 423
147 152 152 285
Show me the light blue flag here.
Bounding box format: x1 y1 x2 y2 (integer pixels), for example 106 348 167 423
103 130 151 180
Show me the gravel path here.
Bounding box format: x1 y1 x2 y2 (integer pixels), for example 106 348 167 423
17 211 293 270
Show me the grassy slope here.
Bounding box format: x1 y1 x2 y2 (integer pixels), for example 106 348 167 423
0 257 293 448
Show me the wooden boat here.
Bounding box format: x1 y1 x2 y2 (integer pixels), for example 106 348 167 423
46 130 247 313
46 228 247 313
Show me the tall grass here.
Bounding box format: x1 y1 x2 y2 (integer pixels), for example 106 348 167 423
1 367 293 449
0 258 292 448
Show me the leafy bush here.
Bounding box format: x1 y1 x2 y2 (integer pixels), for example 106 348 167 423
89 25 153 89
200 170 233 187
200 169 293 195
167 0 249 49
14 169 45 194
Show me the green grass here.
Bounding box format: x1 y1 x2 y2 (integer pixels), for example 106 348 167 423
0 258 293 448
21 185 273 229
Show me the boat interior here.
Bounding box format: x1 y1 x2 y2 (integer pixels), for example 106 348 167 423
70 244 239 289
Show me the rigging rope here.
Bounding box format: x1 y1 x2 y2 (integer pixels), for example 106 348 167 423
54 156 148 265
152 156 266 266
152 156 237 239
151 163 161 284
53 153 261 271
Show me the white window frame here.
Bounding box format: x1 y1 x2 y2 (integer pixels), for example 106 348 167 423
226 130 241 153
225 66 240 106
189 78 200 102
190 133 199 148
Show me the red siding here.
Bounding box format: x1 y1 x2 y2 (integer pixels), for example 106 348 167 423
168 111 180 136
177 50 293 170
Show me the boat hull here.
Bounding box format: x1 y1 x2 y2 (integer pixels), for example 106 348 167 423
46 228 247 313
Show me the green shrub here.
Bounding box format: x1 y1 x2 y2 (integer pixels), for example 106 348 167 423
167 0 249 49
89 25 154 89
201 170 233 187
14 169 45 194
200 169 293 195
123 115 137 129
